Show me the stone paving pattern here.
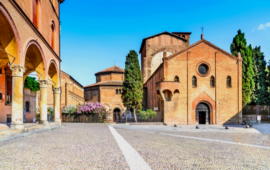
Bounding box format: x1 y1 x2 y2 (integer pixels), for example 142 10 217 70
0 124 129 170
153 131 270 147
115 128 270 169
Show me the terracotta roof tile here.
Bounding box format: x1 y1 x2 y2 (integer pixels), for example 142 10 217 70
84 81 123 88
95 65 124 75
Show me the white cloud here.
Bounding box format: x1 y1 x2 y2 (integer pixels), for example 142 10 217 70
258 22 270 30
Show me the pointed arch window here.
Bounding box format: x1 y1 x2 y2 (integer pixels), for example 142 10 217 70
51 21 55 50
210 76 215 87
192 76 197 87
116 89 119 94
174 76 179 82
227 76 232 88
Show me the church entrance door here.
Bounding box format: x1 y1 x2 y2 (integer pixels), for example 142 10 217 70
113 108 121 122
196 103 210 124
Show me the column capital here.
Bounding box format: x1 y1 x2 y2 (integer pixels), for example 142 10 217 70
53 87 61 94
39 80 48 88
10 64 25 77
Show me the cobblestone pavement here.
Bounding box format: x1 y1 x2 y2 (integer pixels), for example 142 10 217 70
0 124 129 170
1 124 270 170
152 131 270 147
115 128 270 170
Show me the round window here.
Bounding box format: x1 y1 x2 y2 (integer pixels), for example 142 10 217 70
198 64 208 75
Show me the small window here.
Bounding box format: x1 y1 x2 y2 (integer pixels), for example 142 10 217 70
119 89 122 94
51 21 55 50
210 76 215 87
227 76 232 88
25 102 30 112
192 76 197 87
0 93 2 100
116 89 119 94
182 35 185 38
174 76 179 82
198 64 209 75
0 68 2 74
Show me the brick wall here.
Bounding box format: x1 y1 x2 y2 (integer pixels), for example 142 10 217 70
15 0 60 55
144 40 242 125
142 34 187 82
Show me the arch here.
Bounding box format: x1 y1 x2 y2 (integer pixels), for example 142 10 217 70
0 3 22 65
174 76 179 82
23 39 47 81
116 89 119 94
192 76 197 87
151 51 172 74
174 89 180 94
210 76 215 87
113 107 121 122
192 92 216 125
196 102 210 124
227 76 232 88
47 59 59 87
162 89 172 101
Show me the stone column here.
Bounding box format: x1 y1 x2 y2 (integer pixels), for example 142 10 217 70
10 65 25 129
39 80 48 124
53 87 61 125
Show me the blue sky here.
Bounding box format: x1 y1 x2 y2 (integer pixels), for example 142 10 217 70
60 0 270 86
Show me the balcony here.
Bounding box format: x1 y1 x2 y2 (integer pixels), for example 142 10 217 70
156 81 180 101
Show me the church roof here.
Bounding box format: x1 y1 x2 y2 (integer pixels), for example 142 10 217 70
95 65 124 75
84 81 123 88
139 31 188 53
144 38 239 85
166 39 238 61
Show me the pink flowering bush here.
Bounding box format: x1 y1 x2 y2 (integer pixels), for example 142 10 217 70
77 102 110 122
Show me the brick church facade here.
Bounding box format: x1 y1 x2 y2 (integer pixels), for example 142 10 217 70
141 32 242 125
84 66 125 123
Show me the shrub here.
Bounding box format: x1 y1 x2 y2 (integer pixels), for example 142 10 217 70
138 109 157 121
62 104 77 114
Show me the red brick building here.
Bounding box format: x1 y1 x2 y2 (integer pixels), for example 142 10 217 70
141 32 242 125
0 0 64 127
84 66 126 122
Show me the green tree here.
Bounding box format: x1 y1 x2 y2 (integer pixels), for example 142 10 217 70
250 45 267 105
230 30 255 106
121 50 143 123
265 63 270 105
24 76 40 92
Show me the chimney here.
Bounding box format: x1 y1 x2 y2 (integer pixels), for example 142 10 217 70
238 52 241 58
201 33 204 40
163 52 167 58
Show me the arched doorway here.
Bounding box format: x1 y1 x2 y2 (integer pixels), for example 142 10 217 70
113 108 121 122
196 103 210 124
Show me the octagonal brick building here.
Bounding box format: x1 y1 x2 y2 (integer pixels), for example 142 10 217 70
84 66 126 123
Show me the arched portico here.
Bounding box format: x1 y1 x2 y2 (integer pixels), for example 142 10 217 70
47 60 61 124
0 5 25 129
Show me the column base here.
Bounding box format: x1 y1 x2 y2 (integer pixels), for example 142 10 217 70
39 120 49 125
54 118 62 125
10 122 24 129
